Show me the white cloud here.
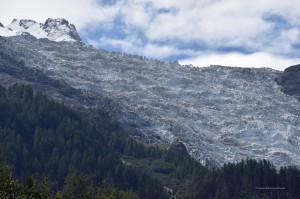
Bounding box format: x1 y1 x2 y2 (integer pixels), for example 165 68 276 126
142 44 193 59
88 36 137 53
179 52 300 71
87 36 195 59
264 28 300 56
145 0 300 49
0 0 120 30
120 2 153 29
1 0 300 69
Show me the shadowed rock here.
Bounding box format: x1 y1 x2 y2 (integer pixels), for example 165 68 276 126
276 64 300 98
168 139 189 156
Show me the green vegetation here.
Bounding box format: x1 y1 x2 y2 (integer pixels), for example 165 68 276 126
1 84 300 199
0 84 167 199
0 158 138 199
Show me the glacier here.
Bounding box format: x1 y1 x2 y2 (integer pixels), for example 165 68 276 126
1 19 300 168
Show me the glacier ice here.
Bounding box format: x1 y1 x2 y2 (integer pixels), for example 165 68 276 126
1 35 300 168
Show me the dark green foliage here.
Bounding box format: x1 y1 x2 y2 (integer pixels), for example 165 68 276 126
0 158 139 199
0 158 19 199
0 157 51 199
61 171 93 199
0 84 105 182
183 159 300 199
96 184 138 199
21 176 50 199
0 84 167 199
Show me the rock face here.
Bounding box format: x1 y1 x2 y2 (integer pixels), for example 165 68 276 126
18 19 41 29
1 34 300 169
0 18 81 42
168 140 189 156
276 64 300 99
43 18 81 42
0 22 3 28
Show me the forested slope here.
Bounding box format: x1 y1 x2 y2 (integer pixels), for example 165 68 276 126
0 84 167 199
1 84 300 199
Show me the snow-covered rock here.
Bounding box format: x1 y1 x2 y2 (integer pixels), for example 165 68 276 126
43 18 81 42
0 18 81 42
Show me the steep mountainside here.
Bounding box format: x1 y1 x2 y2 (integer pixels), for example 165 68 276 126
1 19 300 169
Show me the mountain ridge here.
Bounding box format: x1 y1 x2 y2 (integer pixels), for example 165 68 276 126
0 18 81 42
1 20 300 169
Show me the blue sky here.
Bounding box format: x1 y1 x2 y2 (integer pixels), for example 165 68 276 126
1 0 300 70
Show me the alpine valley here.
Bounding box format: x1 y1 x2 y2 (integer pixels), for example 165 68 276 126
1 18 300 198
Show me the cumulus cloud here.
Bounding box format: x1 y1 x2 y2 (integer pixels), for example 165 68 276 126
1 0 300 70
0 0 120 30
179 52 300 71
88 36 195 59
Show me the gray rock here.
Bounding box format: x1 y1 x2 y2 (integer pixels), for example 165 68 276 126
276 64 300 98
19 19 38 29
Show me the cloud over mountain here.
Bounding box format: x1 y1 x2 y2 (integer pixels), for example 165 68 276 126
1 0 300 70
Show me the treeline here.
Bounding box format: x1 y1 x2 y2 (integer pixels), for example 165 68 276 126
1 84 300 199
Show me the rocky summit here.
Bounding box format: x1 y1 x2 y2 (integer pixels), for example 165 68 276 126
0 18 81 42
1 19 300 169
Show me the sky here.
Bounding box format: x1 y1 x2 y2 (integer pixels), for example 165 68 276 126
1 0 300 71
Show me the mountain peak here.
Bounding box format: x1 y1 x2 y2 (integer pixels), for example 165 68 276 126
44 18 70 27
43 18 81 42
19 19 40 28
0 18 81 42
